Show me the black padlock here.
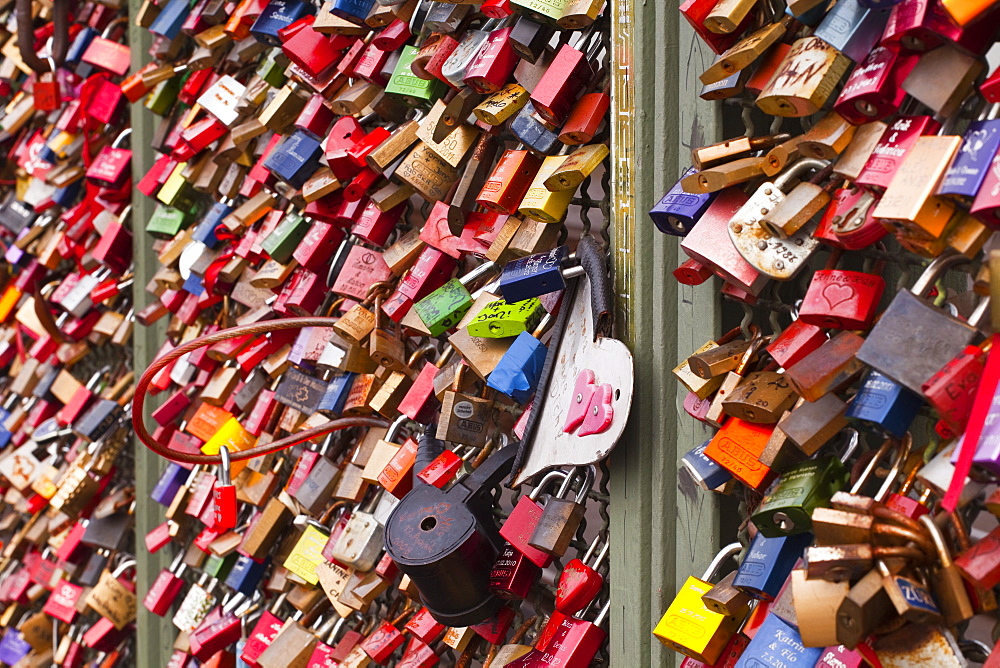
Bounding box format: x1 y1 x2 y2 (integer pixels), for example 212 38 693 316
385 430 516 627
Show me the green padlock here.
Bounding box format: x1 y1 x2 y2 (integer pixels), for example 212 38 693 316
146 203 192 238
750 429 857 538
257 48 289 89
203 552 237 581
413 263 498 336
466 297 545 339
145 76 182 116
260 211 309 264
385 46 447 106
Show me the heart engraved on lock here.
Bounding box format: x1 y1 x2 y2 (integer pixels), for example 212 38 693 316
821 282 856 310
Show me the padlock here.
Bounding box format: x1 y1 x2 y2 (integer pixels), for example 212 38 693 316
328 488 385 571
654 543 746 663
845 370 923 439
556 538 609 615
857 252 987 395
143 551 188 616
726 157 827 281
436 365 495 447
526 466 595 557
752 429 858 537
798 252 886 330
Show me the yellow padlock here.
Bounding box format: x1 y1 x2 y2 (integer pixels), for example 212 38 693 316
654 543 746 663
518 154 576 224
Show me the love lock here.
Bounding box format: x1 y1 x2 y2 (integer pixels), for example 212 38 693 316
727 157 828 280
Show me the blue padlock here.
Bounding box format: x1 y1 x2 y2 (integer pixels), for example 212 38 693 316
264 130 323 189
151 461 192 505
511 101 560 155
190 200 234 249
734 612 822 668
149 0 191 39
182 272 206 296
813 0 891 64
225 554 269 596
681 440 734 491
733 531 812 600
318 372 356 415
487 314 553 404
649 167 718 236
331 0 377 24
845 369 923 439
66 27 97 64
939 118 1000 200
498 246 583 304
251 0 314 44
52 182 82 208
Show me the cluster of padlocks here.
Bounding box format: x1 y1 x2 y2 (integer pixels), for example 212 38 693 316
653 0 1000 664
0 0 140 663
0 0 621 659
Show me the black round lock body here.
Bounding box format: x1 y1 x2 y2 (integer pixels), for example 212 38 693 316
385 446 516 626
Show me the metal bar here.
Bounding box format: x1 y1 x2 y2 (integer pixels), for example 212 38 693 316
609 1 723 664
127 12 175 667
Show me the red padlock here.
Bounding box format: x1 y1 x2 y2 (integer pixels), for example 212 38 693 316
765 319 827 371
397 637 439 668
143 552 188 616
498 470 569 568
556 540 608 615
415 448 464 488
42 578 83 623
922 343 987 439
404 608 446 645
797 253 885 330
463 26 519 94
360 610 411 663
489 542 542 600
817 185 887 251
213 447 238 531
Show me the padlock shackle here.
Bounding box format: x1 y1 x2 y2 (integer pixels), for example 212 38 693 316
910 251 972 298
528 470 570 500
386 415 410 444
773 157 830 192
701 542 742 582
919 515 954 567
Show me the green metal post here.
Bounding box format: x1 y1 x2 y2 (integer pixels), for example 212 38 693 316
127 13 175 667
609 2 723 664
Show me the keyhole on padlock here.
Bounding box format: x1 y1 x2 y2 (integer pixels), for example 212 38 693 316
773 512 794 532
421 517 437 531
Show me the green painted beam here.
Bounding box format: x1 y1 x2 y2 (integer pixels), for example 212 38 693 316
609 1 723 664
127 13 175 667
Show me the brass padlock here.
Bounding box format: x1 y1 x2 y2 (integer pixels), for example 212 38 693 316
436 365 495 447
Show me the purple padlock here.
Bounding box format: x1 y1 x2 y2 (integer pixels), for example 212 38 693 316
0 629 32 666
151 461 193 505
649 167 718 236
939 119 1000 200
